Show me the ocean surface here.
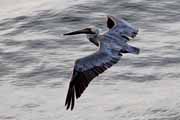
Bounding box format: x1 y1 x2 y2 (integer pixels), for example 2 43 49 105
0 0 180 120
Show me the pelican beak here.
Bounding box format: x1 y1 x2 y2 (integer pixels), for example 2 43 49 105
64 28 94 35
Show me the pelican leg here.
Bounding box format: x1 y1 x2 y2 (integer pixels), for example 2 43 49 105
120 45 140 55
120 49 129 53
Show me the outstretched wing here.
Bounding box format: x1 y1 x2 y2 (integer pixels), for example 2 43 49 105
65 47 122 110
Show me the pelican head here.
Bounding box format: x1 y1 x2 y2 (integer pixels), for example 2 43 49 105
107 16 138 41
64 26 100 46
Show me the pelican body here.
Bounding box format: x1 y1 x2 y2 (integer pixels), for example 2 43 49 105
64 16 140 110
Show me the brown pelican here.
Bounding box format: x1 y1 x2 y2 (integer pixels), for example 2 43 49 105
64 16 140 110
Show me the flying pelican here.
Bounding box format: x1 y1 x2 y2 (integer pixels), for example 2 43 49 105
64 16 140 110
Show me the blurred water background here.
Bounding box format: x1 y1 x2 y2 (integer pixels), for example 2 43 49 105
0 0 180 120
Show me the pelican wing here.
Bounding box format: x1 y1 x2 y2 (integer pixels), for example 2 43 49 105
65 49 122 110
107 16 117 29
